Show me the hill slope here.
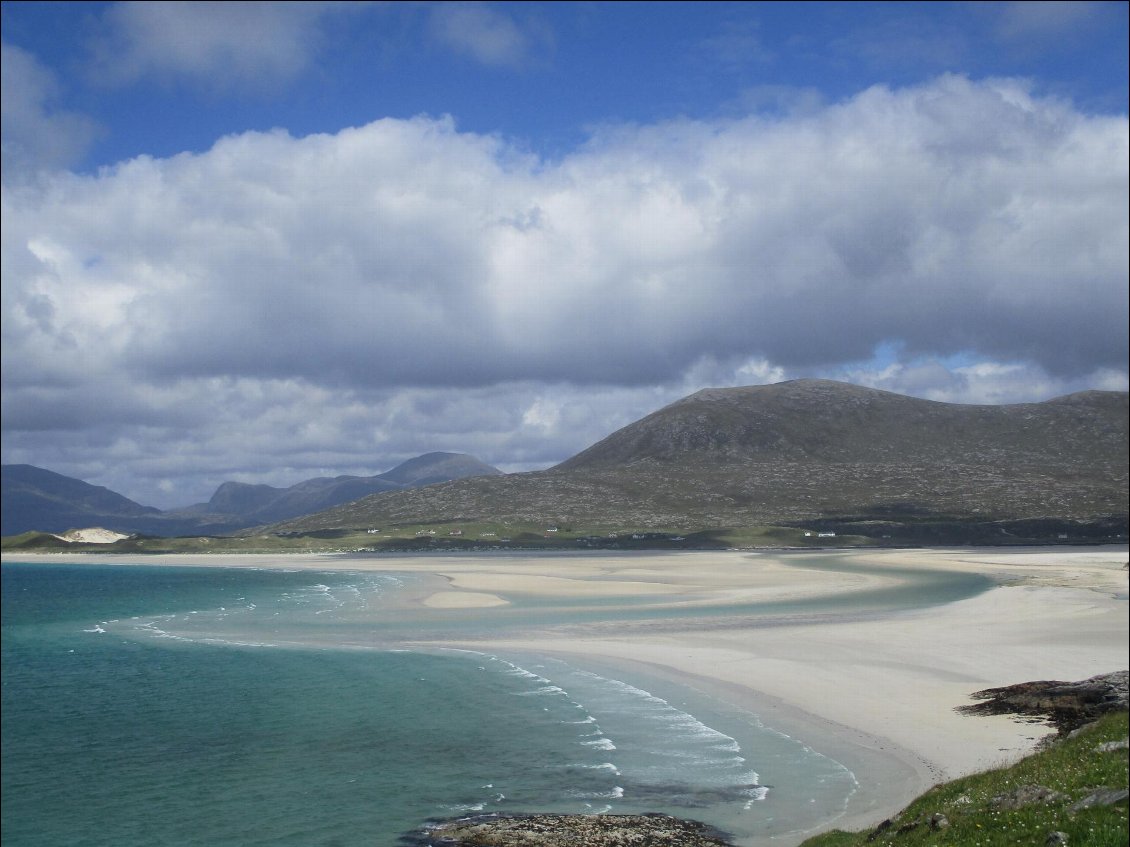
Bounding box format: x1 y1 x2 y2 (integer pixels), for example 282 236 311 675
270 380 1128 540
800 708 1127 847
559 380 1125 470
1 464 162 536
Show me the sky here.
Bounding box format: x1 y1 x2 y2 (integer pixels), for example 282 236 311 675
2 1 1128 509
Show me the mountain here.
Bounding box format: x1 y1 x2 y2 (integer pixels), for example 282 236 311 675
558 380 1125 470
269 380 1128 541
378 452 502 487
178 478 401 522
7 383 1126 544
1 464 162 536
169 452 503 526
1 453 503 537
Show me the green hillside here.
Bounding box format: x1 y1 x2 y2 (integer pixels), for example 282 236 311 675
802 712 1128 847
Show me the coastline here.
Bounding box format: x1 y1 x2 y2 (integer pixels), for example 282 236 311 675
4 546 1127 845
409 548 1129 842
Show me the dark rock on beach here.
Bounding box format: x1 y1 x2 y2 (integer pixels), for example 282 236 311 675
957 671 1128 734
409 812 735 846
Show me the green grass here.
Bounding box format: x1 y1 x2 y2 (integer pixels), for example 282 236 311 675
801 711 1129 847
1 522 884 554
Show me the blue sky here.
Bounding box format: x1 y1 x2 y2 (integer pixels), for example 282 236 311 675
2 1 1128 508
6 2 1128 170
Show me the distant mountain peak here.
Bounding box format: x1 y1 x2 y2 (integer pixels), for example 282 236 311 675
1 464 160 536
1 452 503 537
379 452 503 486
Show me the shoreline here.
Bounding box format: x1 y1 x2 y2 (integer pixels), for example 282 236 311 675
412 547 1127 843
4 546 1127 845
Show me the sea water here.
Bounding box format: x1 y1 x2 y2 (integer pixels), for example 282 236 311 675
1 556 991 846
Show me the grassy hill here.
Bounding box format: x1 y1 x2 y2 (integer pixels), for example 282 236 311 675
800 711 1128 847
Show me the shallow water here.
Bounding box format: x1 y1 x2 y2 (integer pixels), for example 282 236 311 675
1 555 990 846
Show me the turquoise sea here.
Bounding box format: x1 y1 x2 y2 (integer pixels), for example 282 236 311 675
1 555 993 846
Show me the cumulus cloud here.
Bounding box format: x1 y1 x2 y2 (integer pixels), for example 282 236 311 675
839 356 1125 406
2 75 1127 505
0 44 102 176
86 1 364 90
5 75 1127 387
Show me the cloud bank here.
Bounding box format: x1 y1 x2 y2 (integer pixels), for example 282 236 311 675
2 75 1127 505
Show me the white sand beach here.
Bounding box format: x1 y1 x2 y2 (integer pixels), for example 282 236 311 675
396 547 1128 838
7 546 1127 842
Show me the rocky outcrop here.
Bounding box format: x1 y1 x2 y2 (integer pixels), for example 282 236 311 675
865 812 952 841
958 671 1128 734
990 785 1066 810
412 813 734 846
1069 788 1129 812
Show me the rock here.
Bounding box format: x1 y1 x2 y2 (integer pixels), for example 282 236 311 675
990 785 1066 810
1095 739 1129 753
1069 788 1129 812
865 813 929 840
959 671 1129 734
893 818 921 836
1046 832 1068 846
416 813 736 846
929 813 949 831
865 817 894 842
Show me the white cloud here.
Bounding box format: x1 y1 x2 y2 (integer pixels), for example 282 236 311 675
87 1 365 90
840 357 1127 406
693 20 774 73
427 2 549 68
993 1 1107 43
0 43 101 177
834 13 970 72
2 76 1127 506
